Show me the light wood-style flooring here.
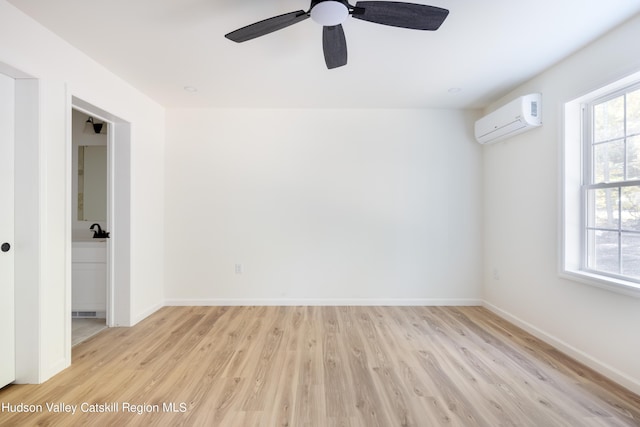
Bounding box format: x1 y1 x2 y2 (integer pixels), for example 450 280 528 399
1 306 639 426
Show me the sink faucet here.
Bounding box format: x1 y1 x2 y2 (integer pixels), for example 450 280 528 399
90 223 110 239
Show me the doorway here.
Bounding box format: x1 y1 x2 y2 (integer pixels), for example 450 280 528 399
70 109 109 345
70 97 133 333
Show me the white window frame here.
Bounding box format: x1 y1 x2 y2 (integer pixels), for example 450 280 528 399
561 71 640 298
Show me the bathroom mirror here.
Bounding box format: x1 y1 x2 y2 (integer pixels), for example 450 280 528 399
78 145 107 221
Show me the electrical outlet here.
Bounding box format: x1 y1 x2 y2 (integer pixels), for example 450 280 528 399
235 264 242 275
492 268 500 280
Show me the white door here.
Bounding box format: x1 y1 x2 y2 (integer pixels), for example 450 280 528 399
0 72 16 388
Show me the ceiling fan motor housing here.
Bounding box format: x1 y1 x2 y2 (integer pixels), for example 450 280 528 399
310 0 351 26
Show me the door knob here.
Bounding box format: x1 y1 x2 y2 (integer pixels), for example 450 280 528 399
1 243 10 252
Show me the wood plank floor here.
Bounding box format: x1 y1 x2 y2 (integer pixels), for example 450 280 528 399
1 306 639 426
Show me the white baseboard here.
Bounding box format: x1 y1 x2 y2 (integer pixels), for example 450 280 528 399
130 302 164 326
482 300 640 396
165 298 483 307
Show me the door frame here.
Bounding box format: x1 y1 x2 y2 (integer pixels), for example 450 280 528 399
1 62 40 383
69 97 132 331
0 71 16 388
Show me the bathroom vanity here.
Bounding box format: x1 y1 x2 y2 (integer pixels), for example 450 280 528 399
72 239 106 317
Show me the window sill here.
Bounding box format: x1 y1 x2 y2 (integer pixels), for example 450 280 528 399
560 269 640 298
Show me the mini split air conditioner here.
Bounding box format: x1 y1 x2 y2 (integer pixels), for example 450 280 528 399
474 93 542 144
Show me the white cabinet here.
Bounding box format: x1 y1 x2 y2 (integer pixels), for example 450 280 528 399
72 241 106 314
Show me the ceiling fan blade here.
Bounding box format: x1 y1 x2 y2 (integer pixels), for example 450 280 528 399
323 25 348 69
225 11 309 43
352 2 449 30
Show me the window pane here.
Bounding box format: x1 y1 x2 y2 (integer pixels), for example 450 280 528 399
629 135 640 180
621 233 640 279
587 230 619 274
593 140 624 183
588 188 619 229
621 185 640 231
627 88 640 136
594 95 625 142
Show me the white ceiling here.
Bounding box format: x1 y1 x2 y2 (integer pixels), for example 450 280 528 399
7 0 640 109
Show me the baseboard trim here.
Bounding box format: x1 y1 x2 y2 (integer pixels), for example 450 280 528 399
165 298 483 307
131 302 164 326
482 300 640 396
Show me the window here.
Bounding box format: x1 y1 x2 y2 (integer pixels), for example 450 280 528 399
562 73 640 296
583 86 640 282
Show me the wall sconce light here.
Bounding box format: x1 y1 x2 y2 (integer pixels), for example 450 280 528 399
85 117 105 134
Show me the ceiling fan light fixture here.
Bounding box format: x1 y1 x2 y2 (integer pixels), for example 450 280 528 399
311 1 349 26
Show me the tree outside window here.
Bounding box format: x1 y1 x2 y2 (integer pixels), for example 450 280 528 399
585 87 640 280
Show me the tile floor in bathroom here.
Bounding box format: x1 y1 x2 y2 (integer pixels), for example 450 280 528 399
72 318 107 346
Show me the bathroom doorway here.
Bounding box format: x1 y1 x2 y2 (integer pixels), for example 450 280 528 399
71 109 109 345
68 96 132 356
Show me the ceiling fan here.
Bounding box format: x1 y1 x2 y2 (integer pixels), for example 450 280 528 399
225 0 449 69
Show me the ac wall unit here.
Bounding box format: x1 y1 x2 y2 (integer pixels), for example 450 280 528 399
474 93 542 144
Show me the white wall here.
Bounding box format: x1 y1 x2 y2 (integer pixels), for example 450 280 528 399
165 108 482 304
483 13 640 394
0 0 165 382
